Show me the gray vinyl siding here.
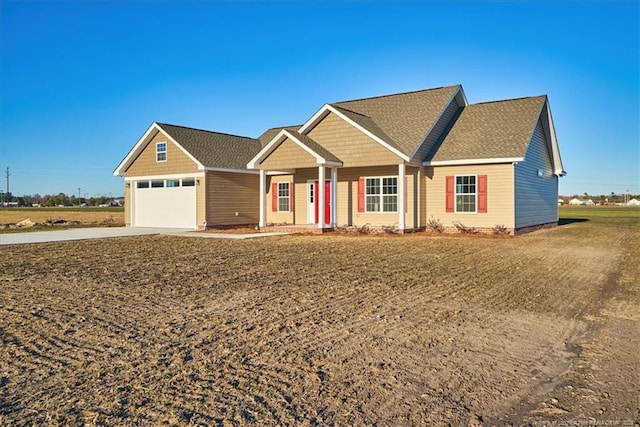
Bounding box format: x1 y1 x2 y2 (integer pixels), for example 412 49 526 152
412 97 462 163
514 120 558 228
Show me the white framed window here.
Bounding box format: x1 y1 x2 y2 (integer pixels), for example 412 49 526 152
365 176 397 212
136 181 149 189
151 180 164 188
166 179 180 188
278 182 290 212
182 178 195 187
455 175 476 213
156 142 167 162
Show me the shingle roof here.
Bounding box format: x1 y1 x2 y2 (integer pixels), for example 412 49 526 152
258 125 301 147
429 96 546 162
332 85 460 156
157 123 262 170
286 130 342 164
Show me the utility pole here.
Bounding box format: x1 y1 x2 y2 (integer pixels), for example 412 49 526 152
5 167 9 204
78 187 81 205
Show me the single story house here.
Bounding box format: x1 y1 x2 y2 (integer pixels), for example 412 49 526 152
114 84 566 234
627 198 640 206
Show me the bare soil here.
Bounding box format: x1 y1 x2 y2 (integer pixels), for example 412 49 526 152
0 208 124 231
0 211 638 426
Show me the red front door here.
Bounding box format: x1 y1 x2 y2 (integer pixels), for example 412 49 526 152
314 180 331 225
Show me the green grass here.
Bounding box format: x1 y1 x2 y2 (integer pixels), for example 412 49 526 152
559 205 640 219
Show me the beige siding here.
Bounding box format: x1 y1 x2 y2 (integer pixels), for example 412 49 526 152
411 98 462 162
425 163 515 229
261 138 318 170
515 120 558 228
197 176 207 228
124 184 131 227
307 112 401 167
125 130 199 177
206 171 260 226
265 174 295 224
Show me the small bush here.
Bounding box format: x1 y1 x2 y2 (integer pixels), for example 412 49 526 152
452 221 478 234
425 216 444 233
493 224 509 235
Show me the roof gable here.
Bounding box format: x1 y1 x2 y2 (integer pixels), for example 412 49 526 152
114 123 262 176
427 96 547 163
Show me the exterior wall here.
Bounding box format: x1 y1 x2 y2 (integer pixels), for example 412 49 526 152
307 112 401 167
265 174 295 224
125 130 199 177
261 137 318 170
425 163 515 229
265 166 418 229
411 99 462 162
197 176 207 228
206 171 260 226
124 184 131 227
514 120 559 229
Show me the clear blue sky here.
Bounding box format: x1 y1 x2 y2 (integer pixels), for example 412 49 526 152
1 0 638 198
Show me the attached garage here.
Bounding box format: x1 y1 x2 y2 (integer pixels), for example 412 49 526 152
132 178 197 229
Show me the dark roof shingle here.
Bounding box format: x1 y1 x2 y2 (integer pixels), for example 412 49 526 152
157 123 262 170
429 96 546 162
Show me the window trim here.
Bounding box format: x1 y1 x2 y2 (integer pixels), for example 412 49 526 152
156 142 167 162
277 182 290 212
454 174 477 214
364 176 398 213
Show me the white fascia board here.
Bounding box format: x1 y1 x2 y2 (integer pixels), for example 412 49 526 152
246 129 288 169
113 122 205 176
113 123 159 176
422 157 524 167
205 167 259 175
299 104 410 162
124 171 205 181
544 99 566 176
409 86 462 161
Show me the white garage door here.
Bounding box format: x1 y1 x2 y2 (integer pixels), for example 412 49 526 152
133 179 197 229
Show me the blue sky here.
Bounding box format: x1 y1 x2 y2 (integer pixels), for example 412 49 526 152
1 0 638 198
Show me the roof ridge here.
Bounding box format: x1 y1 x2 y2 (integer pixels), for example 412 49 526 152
157 122 256 140
469 94 547 107
333 84 461 105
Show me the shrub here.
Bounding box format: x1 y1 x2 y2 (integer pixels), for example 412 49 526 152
425 216 444 233
493 224 509 235
452 221 478 234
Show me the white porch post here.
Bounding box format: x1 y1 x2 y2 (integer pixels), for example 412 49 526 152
318 165 325 229
330 167 338 227
398 163 406 230
259 169 266 227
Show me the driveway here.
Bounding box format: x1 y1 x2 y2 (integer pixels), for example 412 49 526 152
0 227 191 246
0 227 292 246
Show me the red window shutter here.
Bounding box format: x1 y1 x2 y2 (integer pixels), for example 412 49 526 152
478 175 487 213
271 183 278 212
290 182 295 212
357 178 365 213
404 176 408 213
445 176 454 213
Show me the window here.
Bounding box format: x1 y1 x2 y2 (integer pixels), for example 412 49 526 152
182 178 195 187
156 142 167 162
166 179 180 188
455 175 476 213
278 182 290 212
365 177 397 212
136 181 149 189
151 180 164 188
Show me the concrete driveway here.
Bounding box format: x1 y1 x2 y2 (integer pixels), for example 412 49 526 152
0 227 292 246
0 227 191 246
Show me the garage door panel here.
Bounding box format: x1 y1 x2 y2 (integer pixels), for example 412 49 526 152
134 186 196 229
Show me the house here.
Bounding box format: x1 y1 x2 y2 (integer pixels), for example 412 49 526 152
628 198 640 206
569 198 582 205
114 84 566 233
113 123 263 229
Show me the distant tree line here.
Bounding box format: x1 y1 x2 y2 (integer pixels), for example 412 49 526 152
0 192 121 207
560 192 639 204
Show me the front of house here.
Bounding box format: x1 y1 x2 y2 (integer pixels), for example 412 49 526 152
114 84 565 234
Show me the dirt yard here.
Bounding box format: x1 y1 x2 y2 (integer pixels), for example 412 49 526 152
0 208 124 231
0 208 638 426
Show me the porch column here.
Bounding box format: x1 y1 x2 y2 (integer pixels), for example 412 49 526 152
330 167 338 227
259 169 266 227
398 163 406 230
318 165 325 229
